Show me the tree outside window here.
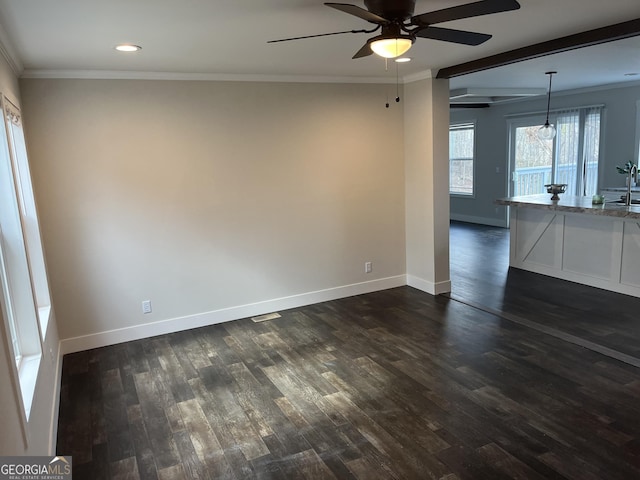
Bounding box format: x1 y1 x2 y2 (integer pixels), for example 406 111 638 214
449 123 475 196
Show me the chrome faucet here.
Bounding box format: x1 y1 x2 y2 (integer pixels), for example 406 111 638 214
626 164 638 206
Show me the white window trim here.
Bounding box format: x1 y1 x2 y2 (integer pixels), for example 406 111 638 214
0 94 50 446
449 121 477 198
0 230 34 446
0 227 20 366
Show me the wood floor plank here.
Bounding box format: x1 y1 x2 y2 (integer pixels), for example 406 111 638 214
317 452 358 480
126 404 159 480
109 457 140 480
187 376 254 478
476 442 547 480
537 451 603 480
254 328 338 397
156 465 187 480
226 362 276 438
248 453 288 480
273 396 332 454
153 338 196 403
215 392 269 460
325 391 452 479
133 372 182 470
172 430 210 480
175 398 232 478
169 330 208 376
291 449 337 480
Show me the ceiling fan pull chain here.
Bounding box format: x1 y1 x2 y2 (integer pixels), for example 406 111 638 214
384 58 390 108
396 61 400 103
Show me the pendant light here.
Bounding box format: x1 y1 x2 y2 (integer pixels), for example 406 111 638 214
538 71 557 140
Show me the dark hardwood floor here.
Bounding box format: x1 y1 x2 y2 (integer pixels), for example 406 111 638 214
449 221 640 362
57 223 640 479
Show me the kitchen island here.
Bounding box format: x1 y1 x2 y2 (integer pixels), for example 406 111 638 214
496 194 640 298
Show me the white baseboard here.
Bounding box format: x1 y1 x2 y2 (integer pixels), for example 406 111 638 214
48 339 62 455
450 213 507 228
406 275 451 295
60 275 407 355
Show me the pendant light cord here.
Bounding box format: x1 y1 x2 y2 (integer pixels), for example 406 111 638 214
544 71 555 125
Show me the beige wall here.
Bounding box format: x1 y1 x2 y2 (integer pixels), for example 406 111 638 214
20 79 407 343
0 54 61 455
404 77 450 294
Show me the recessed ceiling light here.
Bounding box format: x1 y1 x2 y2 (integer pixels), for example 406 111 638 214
115 44 142 52
395 57 412 63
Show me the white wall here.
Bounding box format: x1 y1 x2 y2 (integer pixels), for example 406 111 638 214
450 83 640 226
0 54 61 455
20 79 408 350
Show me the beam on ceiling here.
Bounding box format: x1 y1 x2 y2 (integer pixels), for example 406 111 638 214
449 87 546 98
450 103 490 109
437 18 640 79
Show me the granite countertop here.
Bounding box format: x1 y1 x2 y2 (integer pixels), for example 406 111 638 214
495 194 640 220
601 187 640 192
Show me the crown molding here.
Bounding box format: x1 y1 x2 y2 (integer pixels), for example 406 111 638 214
20 67 441 85
0 21 23 75
20 69 408 84
492 78 640 107
403 69 435 84
553 78 640 97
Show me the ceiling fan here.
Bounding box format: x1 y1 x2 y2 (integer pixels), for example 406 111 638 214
268 0 521 59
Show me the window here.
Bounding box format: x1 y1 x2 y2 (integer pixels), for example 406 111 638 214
0 96 50 421
449 123 475 196
4 101 51 337
509 106 602 197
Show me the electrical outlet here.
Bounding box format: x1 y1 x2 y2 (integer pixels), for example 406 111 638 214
365 261 372 273
142 300 152 314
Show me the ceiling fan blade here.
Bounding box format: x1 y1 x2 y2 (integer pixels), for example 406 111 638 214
268 29 366 43
325 3 388 24
352 42 373 59
415 26 492 46
412 0 520 26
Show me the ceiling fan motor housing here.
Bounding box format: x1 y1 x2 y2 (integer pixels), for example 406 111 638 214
364 0 416 21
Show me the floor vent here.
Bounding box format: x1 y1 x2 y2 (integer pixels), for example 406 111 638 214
251 312 281 323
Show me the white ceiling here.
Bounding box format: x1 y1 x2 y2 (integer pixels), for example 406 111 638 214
0 0 639 95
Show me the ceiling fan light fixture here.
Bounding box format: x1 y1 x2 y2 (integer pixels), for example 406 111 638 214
370 36 413 58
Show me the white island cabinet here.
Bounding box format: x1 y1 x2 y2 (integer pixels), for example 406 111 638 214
496 194 640 298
